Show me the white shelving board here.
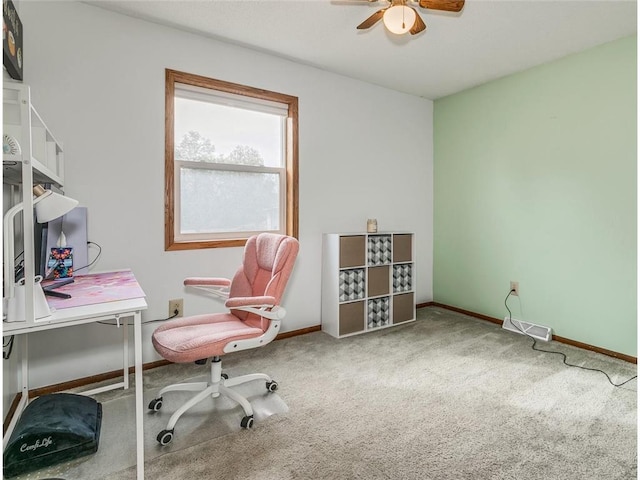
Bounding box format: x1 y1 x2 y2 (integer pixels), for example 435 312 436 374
3 82 65 324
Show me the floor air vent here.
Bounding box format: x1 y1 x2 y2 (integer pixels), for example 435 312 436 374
502 317 552 342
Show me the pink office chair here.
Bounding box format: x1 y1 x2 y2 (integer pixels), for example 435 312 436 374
149 233 299 445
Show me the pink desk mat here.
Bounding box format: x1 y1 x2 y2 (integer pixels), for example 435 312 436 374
44 270 146 311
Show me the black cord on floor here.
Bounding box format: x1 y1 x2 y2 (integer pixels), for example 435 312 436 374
504 290 637 388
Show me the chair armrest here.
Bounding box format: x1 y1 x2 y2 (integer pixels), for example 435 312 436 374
184 277 231 287
226 299 286 320
225 296 276 309
184 277 231 301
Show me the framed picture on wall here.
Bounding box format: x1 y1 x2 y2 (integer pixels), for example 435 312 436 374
3 0 23 81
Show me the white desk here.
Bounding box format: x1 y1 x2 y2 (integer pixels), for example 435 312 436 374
2 270 147 479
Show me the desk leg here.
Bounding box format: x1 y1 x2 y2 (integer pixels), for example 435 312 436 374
134 310 144 479
123 315 130 390
20 334 28 401
3 336 30 449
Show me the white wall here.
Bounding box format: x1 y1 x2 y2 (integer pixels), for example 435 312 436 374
5 1 433 393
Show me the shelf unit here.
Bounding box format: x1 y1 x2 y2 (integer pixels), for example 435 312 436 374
3 82 65 323
321 232 415 338
3 82 64 187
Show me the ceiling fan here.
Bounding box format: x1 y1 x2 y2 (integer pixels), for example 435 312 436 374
355 0 465 36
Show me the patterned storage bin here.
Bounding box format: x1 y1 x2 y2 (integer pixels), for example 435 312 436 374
393 264 413 293
339 269 365 302
367 235 392 266
367 297 389 329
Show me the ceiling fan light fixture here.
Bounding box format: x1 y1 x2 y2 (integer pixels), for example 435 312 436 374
383 5 416 35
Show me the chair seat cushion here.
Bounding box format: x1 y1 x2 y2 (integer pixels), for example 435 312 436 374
152 313 264 363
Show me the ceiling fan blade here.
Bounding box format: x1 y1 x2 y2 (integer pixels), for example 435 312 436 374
357 9 386 29
417 0 465 12
409 8 426 35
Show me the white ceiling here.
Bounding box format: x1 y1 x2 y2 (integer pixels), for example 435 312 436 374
88 0 637 99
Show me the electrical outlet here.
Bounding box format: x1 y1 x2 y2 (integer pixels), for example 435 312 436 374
168 299 183 318
510 281 519 296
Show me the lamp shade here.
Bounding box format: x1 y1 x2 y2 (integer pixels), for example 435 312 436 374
34 190 79 223
383 5 416 35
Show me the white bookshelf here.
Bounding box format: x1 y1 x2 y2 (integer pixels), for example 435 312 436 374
3 82 65 323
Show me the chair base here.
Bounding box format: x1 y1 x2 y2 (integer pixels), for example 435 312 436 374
149 356 278 445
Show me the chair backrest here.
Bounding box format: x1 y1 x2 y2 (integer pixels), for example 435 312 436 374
228 233 299 330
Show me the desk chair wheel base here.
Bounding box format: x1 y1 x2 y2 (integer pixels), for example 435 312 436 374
148 397 163 412
241 415 254 429
157 429 174 446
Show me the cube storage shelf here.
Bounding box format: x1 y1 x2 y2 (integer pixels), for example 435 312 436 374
322 232 415 338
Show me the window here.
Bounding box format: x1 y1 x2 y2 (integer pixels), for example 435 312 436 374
165 69 299 250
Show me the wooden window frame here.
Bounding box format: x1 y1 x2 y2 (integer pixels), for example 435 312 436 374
164 69 299 250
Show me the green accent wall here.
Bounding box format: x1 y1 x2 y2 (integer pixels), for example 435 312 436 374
434 35 637 356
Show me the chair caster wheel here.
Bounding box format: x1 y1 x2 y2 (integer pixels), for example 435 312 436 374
241 415 254 429
148 397 163 412
221 373 229 380
266 380 278 392
157 429 174 446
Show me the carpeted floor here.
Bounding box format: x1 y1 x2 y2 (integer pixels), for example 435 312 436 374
18 306 639 480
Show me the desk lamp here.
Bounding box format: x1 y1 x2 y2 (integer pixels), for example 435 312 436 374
3 185 79 321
